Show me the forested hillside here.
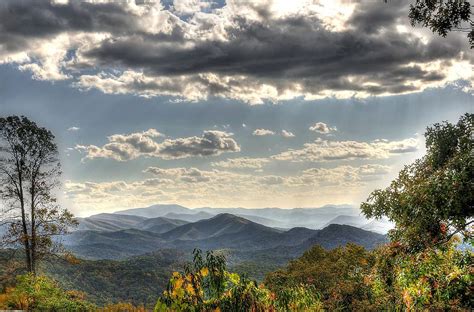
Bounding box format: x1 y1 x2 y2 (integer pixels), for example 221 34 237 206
0 249 185 306
0 222 386 306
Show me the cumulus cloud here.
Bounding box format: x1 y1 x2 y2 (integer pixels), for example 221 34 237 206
157 130 240 159
0 0 471 103
281 130 295 138
309 122 336 134
291 164 391 186
259 175 285 185
75 129 239 161
253 129 275 136
211 157 270 169
272 137 418 162
67 126 80 131
144 167 214 183
172 0 212 15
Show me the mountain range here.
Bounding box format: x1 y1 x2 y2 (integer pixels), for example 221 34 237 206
89 203 392 233
67 205 389 261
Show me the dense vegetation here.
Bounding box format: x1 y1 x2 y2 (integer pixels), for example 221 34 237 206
0 249 185 307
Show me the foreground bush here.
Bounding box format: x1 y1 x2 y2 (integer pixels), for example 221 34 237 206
266 244 376 311
369 241 472 311
155 249 322 312
265 242 472 311
0 273 95 311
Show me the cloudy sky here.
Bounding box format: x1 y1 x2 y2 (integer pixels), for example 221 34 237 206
0 0 472 216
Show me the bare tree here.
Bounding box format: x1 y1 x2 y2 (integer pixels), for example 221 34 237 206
0 116 77 274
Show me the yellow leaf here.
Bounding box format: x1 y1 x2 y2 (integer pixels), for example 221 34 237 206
200 267 209 277
185 283 195 295
185 274 193 282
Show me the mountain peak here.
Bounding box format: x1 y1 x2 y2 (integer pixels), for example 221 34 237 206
211 213 249 223
114 204 192 218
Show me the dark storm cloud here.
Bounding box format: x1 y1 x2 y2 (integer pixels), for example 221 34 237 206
0 0 132 36
82 2 469 95
0 0 128 53
0 0 471 100
0 0 185 55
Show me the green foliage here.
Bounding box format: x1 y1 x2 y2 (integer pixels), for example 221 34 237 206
368 241 473 310
266 244 375 311
408 0 473 48
98 302 147 312
0 273 95 311
0 248 185 307
356 113 474 310
265 241 473 311
155 249 323 312
272 285 323 312
155 249 273 311
43 249 185 307
362 113 473 251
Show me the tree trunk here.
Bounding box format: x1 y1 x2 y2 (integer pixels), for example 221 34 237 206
30 181 36 275
17 162 32 273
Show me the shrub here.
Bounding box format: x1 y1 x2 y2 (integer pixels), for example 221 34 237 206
155 249 323 312
0 273 95 311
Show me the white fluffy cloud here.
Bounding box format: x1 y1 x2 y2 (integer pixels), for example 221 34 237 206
309 122 336 134
253 129 275 136
272 137 419 162
290 164 391 186
158 130 240 159
75 129 240 161
281 130 295 138
144 167 214 183
211 157 270 169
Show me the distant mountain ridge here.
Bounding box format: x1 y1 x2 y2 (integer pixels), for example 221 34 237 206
68 212 387 260
138 217 189 234
114 204 191 218
163 211 214 223
76 213 147 232
102 203 393 233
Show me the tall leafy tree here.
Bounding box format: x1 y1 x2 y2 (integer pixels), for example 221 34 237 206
361 113 473 251
408 0 473 48
0 116 77 274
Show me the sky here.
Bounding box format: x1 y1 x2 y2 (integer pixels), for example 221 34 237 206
0 0 472 217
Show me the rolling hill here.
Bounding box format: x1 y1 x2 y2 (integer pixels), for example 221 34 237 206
160 213 281 241
323 215 368 228
163 211 215 223
137 217 189 233
77 213 147 232
297 224 388 252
